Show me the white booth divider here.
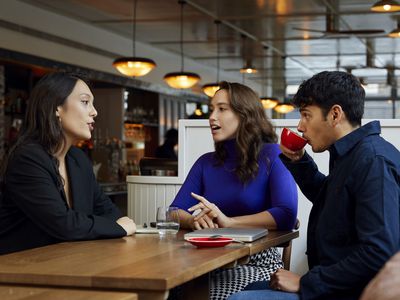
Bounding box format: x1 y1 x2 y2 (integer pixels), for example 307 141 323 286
127 119 400 275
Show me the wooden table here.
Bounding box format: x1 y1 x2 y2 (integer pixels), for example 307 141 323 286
0 230 298 300
0 284 137 300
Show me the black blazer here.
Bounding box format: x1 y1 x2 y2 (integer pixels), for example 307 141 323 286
0 143 126 255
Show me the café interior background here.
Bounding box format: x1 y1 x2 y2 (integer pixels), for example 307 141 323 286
1 0 400 185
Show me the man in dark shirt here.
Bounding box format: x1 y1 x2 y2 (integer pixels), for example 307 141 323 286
228 71 400 300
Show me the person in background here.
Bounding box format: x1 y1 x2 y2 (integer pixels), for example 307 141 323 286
170 81 298 300
154 128 178 160
360 251 400 300
229 71 400 300
0 72 136 255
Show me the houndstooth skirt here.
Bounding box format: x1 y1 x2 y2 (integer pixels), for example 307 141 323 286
210 247 283 300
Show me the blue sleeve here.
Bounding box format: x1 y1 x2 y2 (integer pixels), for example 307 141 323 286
280 151 327 204
300 156 400 299
170 155 206 212
266 155 298 230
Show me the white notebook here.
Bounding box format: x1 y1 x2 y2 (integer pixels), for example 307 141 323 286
184 228 268 242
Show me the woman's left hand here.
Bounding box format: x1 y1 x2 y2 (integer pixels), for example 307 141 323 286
188 192 233 228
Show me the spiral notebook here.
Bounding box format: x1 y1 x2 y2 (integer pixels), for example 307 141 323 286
184 228 268 242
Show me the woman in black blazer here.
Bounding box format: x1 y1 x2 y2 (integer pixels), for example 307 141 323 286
0 72 136 255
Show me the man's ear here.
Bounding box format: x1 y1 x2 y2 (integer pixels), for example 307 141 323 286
330 105 343 125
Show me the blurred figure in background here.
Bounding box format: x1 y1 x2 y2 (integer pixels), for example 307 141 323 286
155 128 178 160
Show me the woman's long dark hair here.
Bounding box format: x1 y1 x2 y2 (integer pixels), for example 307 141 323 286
0 72 86 181
214 81 277 183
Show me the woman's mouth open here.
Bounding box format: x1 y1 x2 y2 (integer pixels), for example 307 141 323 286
210 125 221 133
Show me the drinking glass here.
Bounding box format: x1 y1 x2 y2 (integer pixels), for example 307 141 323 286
156 206 180 235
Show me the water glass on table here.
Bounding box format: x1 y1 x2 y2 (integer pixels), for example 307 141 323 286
156 206 180 235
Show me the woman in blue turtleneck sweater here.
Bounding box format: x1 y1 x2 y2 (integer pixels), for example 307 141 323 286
171 81 298 300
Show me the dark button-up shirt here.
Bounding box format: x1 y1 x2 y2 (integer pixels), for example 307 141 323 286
281 121 400 300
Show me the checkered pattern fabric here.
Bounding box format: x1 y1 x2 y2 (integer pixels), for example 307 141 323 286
210 247 283 300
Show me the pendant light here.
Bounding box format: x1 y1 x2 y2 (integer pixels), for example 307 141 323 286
261 97 279 109
274 103 295 114
260 46 278 109
240 60 258 74
239 35 257 74
113 0 156 77
371 0 400 12
202 20 222 97
164 0 201 89
273 56 295 114
389 20 400 37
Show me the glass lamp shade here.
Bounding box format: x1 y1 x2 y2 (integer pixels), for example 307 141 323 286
274 103 295 114
260 97 279 109
113 57 156 77
388 28 400 37
164 72 201 89
371 0 400 12
202 83 220 97
239 66 258 74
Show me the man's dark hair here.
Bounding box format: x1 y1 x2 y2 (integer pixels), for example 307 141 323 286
293 71 365 126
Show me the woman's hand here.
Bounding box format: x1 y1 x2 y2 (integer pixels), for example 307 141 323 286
116 216 136 236
188 192 233 228
191 214 219 230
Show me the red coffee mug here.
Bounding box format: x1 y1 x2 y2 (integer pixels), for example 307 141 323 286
281 128 307 151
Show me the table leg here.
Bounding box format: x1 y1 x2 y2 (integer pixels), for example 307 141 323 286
179 273 209 300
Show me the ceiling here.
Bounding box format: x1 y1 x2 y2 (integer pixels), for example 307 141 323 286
20 0 400 88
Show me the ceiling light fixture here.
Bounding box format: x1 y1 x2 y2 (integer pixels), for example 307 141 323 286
261 97 279 109
389 20 400 37
274 103 295 114
273 56 295 114
164 0 201 89
113 0 156 77
240 61 258 74
202 20 222 97
371 0 400 12
239 35 257 74
259 46 278 109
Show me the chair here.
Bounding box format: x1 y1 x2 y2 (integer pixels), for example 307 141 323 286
280 219 300 270
139 157 178 176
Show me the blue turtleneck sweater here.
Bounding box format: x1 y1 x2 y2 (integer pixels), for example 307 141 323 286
171 140 298 230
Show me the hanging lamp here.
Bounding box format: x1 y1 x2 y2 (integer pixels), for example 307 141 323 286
389 20 400 37
259 46 278 109
240 60 258 74
164 0 201 89
274 103 295 114
202 20 222 97
113 0 156 77
273 56 295 114
371 0 400 12
239 35 257 74
261 97 279 109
